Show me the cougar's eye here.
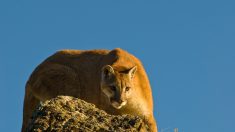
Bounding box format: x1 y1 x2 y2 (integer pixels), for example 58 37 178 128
125 87 130 92
110 86 116 91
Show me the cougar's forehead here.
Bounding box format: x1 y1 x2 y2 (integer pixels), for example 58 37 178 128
116 73 132 86
116 72 128 80
102 71 132 87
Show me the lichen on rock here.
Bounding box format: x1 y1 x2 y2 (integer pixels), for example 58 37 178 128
26 96 149 132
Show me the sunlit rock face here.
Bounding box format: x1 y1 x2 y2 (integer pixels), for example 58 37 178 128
26 96 149 132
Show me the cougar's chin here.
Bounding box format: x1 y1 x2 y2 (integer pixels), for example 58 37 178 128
111 101 127 109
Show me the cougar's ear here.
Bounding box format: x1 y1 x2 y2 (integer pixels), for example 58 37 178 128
102 65 115 79
128 66 137 79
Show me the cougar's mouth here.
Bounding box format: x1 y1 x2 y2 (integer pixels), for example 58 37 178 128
110 100 127 109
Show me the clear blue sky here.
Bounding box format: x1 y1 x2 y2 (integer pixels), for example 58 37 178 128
0 0 234 132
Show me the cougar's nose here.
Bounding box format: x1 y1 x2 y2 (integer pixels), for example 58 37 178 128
118 99 124 104
111 97 123 104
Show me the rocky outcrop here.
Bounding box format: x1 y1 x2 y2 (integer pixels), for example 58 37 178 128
26 96 149 132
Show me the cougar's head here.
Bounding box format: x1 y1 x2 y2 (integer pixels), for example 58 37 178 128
101 65 137 109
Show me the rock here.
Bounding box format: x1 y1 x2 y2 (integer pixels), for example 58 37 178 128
26 96 149 132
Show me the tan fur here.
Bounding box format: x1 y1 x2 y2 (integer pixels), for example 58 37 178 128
22 48 157 132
